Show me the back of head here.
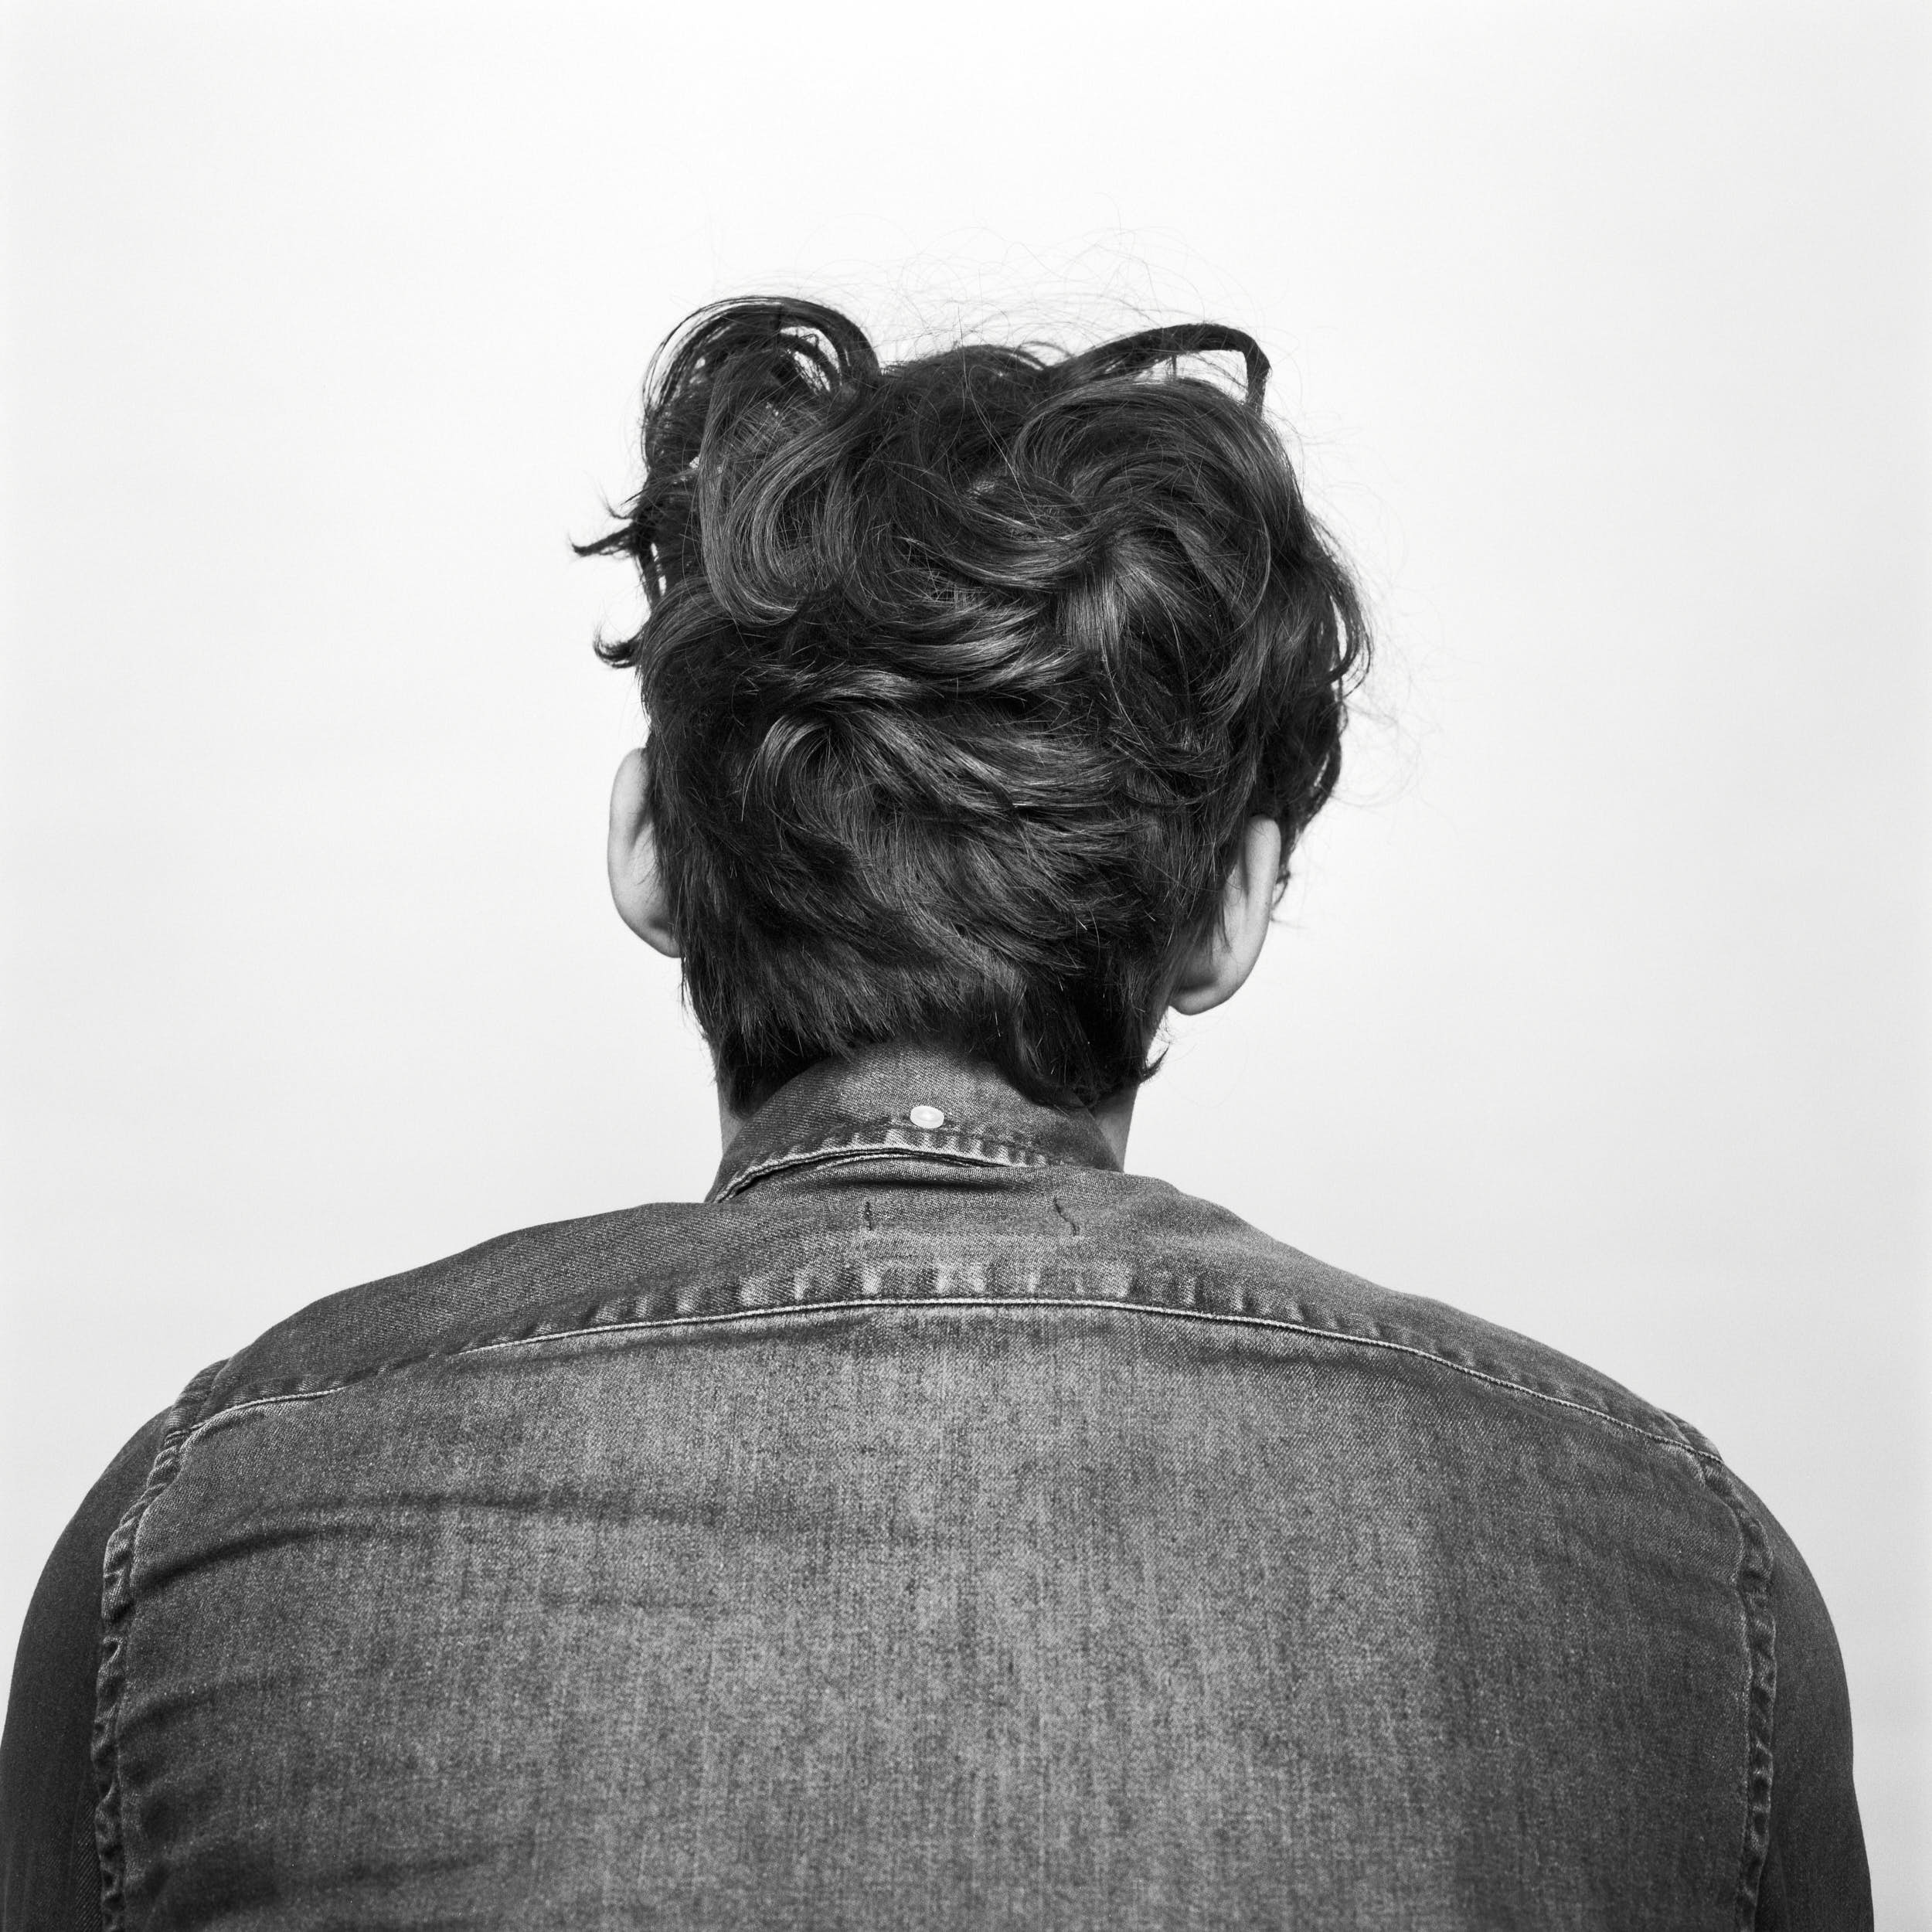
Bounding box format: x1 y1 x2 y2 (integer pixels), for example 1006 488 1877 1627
586 298 1369 1112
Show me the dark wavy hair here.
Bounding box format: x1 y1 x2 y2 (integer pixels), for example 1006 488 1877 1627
582 298 1369 1112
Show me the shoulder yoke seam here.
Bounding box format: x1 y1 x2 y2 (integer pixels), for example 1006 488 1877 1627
189 1293 1715 1463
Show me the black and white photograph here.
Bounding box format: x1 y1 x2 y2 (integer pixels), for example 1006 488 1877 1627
2 4 1923 1926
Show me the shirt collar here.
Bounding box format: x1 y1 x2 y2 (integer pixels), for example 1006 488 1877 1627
706 1041 1121 1202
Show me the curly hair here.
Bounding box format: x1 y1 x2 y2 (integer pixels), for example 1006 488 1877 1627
582 298 1369 1112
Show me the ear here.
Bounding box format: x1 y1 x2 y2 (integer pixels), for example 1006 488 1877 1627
1166 818 1284 1017
607 747 680 957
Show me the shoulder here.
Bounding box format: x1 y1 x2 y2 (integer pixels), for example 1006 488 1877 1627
179 1167 1710 1476
1078 1167 1722 1463
199 1199 719 1410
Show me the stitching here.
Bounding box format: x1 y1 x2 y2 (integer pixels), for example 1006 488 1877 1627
716 1139 1052 1199
186 1295 1716 1464
713 1121 1060 1200
1693 1458 1778 1923
185 1386 332 1440
720 1144 1047 1199
92 1358 228 1930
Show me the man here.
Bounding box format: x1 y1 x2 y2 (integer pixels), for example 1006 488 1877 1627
2 298 1869 1928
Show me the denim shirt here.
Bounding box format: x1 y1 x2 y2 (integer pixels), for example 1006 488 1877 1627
2 1044 1870 1930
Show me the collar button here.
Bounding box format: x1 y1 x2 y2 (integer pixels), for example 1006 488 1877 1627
908 1104 946 1131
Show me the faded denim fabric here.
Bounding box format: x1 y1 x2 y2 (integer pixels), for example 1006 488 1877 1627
3 1044 1870 1929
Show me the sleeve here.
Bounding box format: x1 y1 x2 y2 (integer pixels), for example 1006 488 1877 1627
1 1414 171 1932
1738 1481 1873 1931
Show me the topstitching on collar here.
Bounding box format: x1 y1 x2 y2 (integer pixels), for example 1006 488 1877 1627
709 1114 1063 1202
705 1045 1120 1202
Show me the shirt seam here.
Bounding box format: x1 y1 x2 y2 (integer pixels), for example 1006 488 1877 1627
713 1118 1075 1200
1692 1457 1778 1924
91 1357 227 1932
184 1294 1719 1464
716 1142 1052 1201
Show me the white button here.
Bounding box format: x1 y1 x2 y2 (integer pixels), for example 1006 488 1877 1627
909 1104 945 1131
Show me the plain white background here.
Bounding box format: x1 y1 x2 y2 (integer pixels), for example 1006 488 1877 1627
4 0 1926 1914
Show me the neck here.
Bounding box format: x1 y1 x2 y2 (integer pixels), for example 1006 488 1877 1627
1087 1084 1137 1166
